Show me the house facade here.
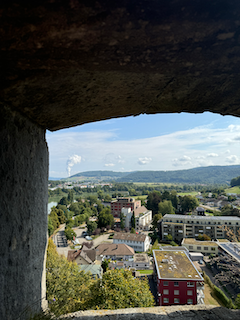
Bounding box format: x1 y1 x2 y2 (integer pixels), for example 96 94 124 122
95 243 135 261
153 250 204 306
160 214 240 242
112 232 151 252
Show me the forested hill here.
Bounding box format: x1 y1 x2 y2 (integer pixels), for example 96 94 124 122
68 166 240 184
70 171 129 180
117 166 240 184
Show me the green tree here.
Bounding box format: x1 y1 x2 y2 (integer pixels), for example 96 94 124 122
87 195 98 206
235 293 240 308
49 209 60 231
97 190 104 200
130 227 136 234
58 196 68 206
158 200 175 215
46 239 92 315
98 207 114 228
87 221 97 235
180 195 199 213
101 259 110 273
67 190 74 203
131 214 135 229
147 191 161 215
64 226 76 240
87 269 154 310
48 217 54 236
152 213 162 230
104 194 112 202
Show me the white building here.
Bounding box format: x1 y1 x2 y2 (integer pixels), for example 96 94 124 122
121 206 152 230
113 232 151 252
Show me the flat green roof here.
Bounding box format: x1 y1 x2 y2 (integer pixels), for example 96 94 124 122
153 250 203 281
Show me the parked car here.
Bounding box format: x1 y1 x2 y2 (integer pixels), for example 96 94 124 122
85 236 92 241
82 231 88 237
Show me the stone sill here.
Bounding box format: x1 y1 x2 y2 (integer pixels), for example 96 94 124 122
60 305 240 320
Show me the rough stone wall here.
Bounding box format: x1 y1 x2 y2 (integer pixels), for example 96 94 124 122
0 106 48 320
61 305 240 320
1 1 240 130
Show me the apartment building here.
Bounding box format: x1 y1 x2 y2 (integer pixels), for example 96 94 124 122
153 250 204 306
112 232 151 252
160 214 240 242
135 206 152 230
111 197 141 218
121 206 152 230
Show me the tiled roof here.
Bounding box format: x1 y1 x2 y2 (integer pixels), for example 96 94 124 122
67 249 81 262
96 243 135 256
113 232 146 242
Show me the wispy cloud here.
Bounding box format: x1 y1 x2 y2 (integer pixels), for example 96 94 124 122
138 157 152 165
47 120 240 177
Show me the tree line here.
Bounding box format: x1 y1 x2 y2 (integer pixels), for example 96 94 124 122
46 239 154 316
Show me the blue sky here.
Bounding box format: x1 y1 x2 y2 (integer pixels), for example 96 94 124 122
46 112 240 178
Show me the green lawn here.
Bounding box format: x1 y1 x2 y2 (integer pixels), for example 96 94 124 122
177 191 198 196
138 270 153 274
225 186 240 194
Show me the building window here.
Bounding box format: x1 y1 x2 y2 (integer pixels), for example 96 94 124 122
174 290 179 295
187 299 193 304
187 282 194 287
187 290 193 296
204 247 208 250
211 248 215 251
163 289 169 295
189 246 193 249
163 281 168 286
197 246 201 250
174 281 179 286
163 298 169 304
174 298 180 303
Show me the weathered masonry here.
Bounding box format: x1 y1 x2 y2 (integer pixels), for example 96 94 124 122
1 1 240 319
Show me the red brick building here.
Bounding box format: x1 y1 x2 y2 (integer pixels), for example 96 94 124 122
153 249 204 306
111 197 141 218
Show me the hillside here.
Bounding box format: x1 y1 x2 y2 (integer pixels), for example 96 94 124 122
117 165 240 184
68 165 240 184
68 170 129 181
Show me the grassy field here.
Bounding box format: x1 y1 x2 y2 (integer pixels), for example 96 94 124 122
204 283 222 306
133 182 179 187
138 270 153 275
131 195 148 200
177 191 198 196
225 186 240 194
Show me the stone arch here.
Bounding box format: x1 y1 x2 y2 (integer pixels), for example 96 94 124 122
1 1 240 319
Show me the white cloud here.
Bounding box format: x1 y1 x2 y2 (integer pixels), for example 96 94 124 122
47 120 240 177
179 155 191 161
172 155 192 167
138 157 152 165
207 153 218 157
226 155 239 164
